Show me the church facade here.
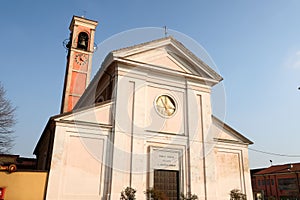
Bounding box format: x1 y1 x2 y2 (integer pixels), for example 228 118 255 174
34 16 253 200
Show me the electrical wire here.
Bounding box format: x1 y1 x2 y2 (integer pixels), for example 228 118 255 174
188 139 300 158
249 147 300 158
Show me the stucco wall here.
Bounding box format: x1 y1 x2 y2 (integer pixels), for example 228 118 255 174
0 171 47 200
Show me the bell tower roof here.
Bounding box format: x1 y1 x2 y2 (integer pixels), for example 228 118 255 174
69 16 98 31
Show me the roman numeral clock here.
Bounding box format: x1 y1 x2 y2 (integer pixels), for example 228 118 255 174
75 53 88 66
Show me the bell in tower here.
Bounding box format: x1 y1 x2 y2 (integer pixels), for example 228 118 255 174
77 32 89 51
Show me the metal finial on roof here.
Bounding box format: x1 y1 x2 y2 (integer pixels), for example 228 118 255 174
163 26 168 37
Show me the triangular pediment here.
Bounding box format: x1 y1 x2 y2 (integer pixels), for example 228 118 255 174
126 48 193 74
53 102 112 126
212 116 253 145
111 37 223 82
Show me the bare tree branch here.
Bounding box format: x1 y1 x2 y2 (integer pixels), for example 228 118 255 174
0 82 16 153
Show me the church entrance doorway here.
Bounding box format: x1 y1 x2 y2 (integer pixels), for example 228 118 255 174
154 169 179 200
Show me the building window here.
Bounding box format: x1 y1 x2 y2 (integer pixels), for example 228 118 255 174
267 179 270 185
262 180 265 185
258 180 261 186
278 178 297 190
271 179 274 185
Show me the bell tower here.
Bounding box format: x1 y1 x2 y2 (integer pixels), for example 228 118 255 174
61 16 98 113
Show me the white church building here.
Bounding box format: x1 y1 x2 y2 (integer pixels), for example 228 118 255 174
34 16 253 200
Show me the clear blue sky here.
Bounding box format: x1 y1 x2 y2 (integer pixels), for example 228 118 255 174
1 1 300 168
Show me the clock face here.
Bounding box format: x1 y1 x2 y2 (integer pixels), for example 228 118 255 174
155 95 176 117
75 53 88 66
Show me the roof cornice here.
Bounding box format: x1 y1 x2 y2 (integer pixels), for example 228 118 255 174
111 36 223 82
114 57 219 86
212 115 253 145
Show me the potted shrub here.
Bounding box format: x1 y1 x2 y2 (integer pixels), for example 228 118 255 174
120 186 136 200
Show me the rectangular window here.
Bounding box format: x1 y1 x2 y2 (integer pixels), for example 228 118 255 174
271 179 274 185
258 180 261 186
278 178 297 190
262 180 265 185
